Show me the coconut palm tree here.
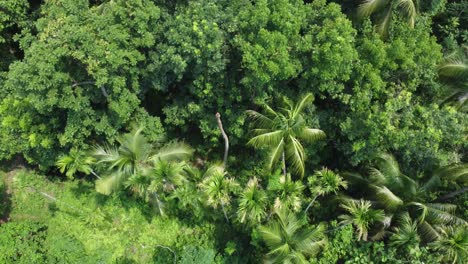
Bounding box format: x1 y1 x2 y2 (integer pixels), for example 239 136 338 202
93 127 193 195
259 208 326 263
339 199 386 241
357 0 419 37
56 149 99 179
198 165 239 222
429 226 468 264
237 177 268 225
344 153 467 241
304 168 348 214
247 93 325 178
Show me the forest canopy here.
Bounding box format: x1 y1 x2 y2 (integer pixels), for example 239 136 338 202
0 0 467 263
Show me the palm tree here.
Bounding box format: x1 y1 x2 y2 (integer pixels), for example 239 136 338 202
237 177 268 225
339 199 386 241
93 127 193 195
259 208 326 263
267 173 305 213
56 149 99 179
357 0 419 37
304 168 347 214
429 226 468 264
247 93 325 178
124 161 190 216
437 48 468 111
389 213 421 249
198 165 239 222
344 153 467 241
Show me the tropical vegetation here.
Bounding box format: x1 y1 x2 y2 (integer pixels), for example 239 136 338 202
0 0 466 263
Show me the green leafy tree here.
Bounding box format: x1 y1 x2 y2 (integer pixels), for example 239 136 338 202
334 21 466 172
259 208 326 263
247 93 325 178
0 0 164 167
305 168 348 214
357 0 419 37
339 199 386 241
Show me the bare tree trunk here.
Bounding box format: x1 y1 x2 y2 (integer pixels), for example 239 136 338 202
90 170 101 179
215 112 229 168
282 151 287 176
304 195 319 214
437 187 468 201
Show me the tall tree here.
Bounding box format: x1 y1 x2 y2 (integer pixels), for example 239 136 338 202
305 168 348 214
247 93 325 178
259 208 326 263
92 127 193 196
198 165 239 222
344 153 467 241
267 173 305 213
338 199 386 241
237 177 268 225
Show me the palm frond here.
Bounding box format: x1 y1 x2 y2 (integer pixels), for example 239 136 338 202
375 6 393 37
246 110 274 129
425 204 467 225
292 93 314 120
375 153 401 178
358 0 389 17
267 139 285 171
286 136 306 178
418 220 440 242
373 185 403 211
95 173 124 195
299 128 326 143
397 0 417 28
438 60 468 81
151 142 193 163
247 130 284 149
434 163 468 184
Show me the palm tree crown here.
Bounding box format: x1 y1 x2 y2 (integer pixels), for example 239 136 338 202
339 199 386 241
247 93 325 178
198 165 239 221
237 177 268 225
259 208 327 264
344 153 467 242
56 149 96 179
93 127 193 195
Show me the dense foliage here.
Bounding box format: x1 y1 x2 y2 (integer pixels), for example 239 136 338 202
0 0 466 263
